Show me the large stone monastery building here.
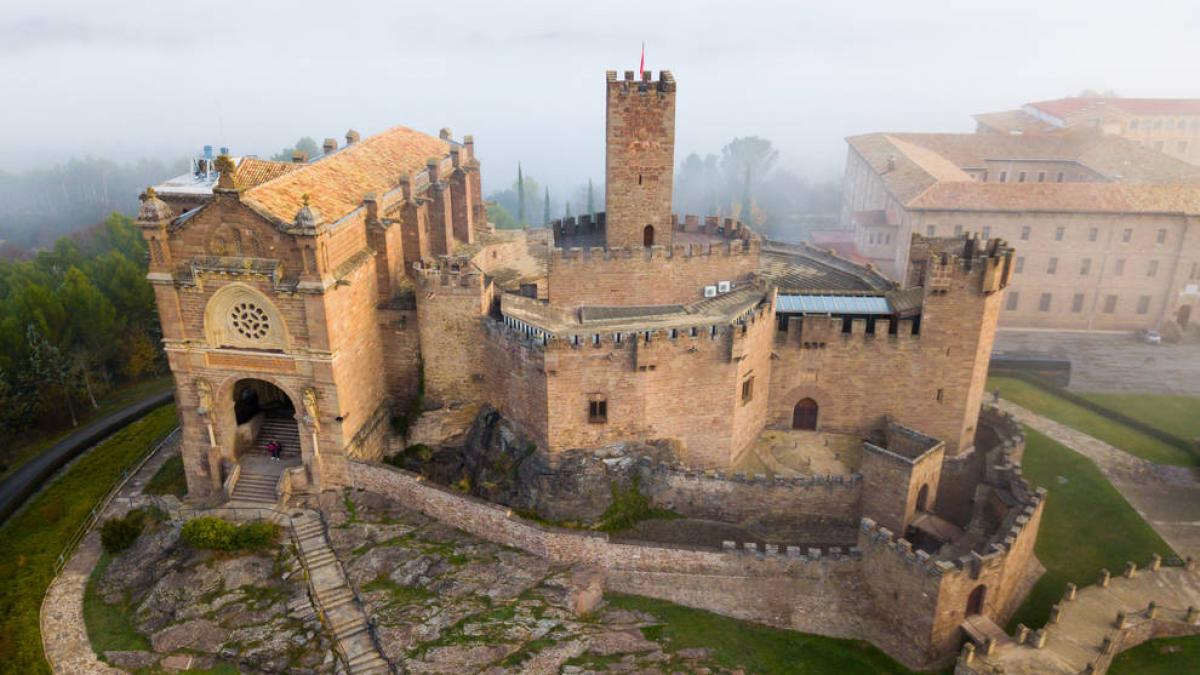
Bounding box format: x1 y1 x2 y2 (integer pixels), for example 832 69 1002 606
141 70 1048 668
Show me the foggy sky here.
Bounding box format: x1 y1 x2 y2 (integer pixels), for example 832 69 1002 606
3 0 1198 195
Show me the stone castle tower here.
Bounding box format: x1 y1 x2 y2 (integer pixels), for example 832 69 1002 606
604 70 677 248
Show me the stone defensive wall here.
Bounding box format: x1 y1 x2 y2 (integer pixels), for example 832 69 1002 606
546 214 761 308
348 407 1044 669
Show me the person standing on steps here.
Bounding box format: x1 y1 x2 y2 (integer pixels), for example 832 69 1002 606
266 439 281 460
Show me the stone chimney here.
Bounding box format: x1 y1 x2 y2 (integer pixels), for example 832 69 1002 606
463 135 475 161
346 129 360 145
439 128 452 141
291 150 308 164
322 138 338 156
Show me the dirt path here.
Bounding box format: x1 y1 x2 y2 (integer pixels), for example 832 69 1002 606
998 399 1200 559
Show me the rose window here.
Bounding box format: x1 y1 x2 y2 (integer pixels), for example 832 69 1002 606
230 302 270 340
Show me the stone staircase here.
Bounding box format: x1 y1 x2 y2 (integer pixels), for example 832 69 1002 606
958 557 1200 674
290 511 392 674
230 470 279 504
255 414 302 459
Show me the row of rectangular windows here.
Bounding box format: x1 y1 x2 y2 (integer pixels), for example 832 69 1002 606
1006 291 1153 315
977 169 1064 184
1128 117 1200 132
927 224 1169 245
1012 256 1161 277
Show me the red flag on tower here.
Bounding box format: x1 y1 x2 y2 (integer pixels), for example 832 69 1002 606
639 43 645 78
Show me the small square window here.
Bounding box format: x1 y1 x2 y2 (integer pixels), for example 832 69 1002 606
1055 227 1065 241
1088 227 1098 242
1137 296 1151 315
1015 256 1025 274
954 225 963 236
936 388 944 402
1047 257 1058 274
1104 295 1118 313
1037 171 1046 183
1056 172 1065 183
1000 171 1008 183
1071 293 1085 313
1157 228 1167 244
1020 226 1031 241
1114 259 1126 276
1018 171 1027 183
1148 260 1159 277
1039 293 1052 312
588 399 608 424
741 376 755 404
1080 258 1091 276
1122 229 1133 243
926 225 936 236
1006 291 1019 311
981 226 991 239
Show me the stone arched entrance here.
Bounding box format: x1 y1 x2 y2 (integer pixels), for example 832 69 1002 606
792 398 819 430
966 584 987 616
232 379 301 460
916 483 930 512
643 224 655 246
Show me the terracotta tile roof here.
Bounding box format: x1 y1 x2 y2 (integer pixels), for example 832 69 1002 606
907 182 1200 215
243 126 450 224
849 130 1200 215
234 158 299 189
1026 97 1200 119
972 109 1056 134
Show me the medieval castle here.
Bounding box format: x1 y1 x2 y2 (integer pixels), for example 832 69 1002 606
140 69 1043 669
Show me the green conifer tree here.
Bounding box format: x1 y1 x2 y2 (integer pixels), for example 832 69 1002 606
517 163 526 226
587 178 595 217
544 187 551 227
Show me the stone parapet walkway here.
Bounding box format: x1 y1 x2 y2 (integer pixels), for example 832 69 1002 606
958 560 1200 674
997 400 1200 558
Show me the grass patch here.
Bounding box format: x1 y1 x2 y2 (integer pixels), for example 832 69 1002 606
0 405 177 673
0 375 172 480
1006 429 1175 630
499 637 556 667
83 551 151 655
1109 635 1200 674
181 517 278 552
143 454 187 496
988 376 1197 466
363 574 435 608
604 593 914 674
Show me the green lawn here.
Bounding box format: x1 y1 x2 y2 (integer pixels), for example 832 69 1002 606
605 593 917 675
0 405 177 675
987 376 1198 467
1078 391 1200 445
1109 635 1200 674
1006 429 1176 630
0 375 173 481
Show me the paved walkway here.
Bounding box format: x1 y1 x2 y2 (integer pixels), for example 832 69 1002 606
962 562 1200 674
40 431 181 675
0 388 173 523
998 399 1200 559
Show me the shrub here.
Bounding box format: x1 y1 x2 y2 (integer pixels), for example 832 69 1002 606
99 509 146 554
597 475 678 532
181 516 278 552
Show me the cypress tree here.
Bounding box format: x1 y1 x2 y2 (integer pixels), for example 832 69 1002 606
739 164 753 224
517 163 526 225
544 187 551 226
565 202 572 218
587 178 595 217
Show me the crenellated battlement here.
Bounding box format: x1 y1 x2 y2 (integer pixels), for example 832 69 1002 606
777 313 924 347
411 255 483 288
913 233 1014 294
606 69 676 93
859 517 955 577
551 212 755 250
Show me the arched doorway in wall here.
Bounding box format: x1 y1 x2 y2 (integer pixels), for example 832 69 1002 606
232 379 300 460
966 584 987 616
1178 305 1192 329
916 483 930 512
792 398 818 430
643 224 655 247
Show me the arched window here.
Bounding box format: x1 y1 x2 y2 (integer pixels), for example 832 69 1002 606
792 398 818 430
643 225 655 247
